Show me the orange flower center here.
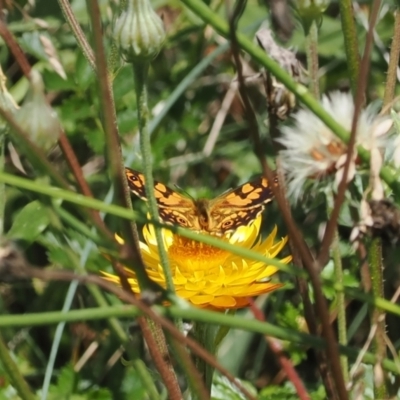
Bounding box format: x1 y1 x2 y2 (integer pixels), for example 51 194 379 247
168 235 230 272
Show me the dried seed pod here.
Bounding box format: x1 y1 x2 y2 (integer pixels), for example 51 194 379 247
368 199 400 244
256 28 302 120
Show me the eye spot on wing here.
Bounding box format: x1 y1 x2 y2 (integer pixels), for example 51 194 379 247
126 171 147 198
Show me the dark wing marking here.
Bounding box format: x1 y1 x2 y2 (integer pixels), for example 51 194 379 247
125 167 196 227
210 174 278 234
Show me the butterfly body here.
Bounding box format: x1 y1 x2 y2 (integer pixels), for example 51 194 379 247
125 167 277 236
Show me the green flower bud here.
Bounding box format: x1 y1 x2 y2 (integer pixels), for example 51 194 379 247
113 0 166 62
0 66 18 131
15 71 61 152
296 0 329 33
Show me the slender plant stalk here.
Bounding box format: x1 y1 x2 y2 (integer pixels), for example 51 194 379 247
2 168 400 325
327 190 348 385
383 9 400 109
41 280 79 400
338 0 360 95
0 67 16 238
167 334 210 400
54 205 105 244
371 11 400 395
132 62 175 292
0 127 5 236
368 237 388 398
192 322 218 393
57 0 96 70
306 21 320 98
137 316 182 399
332 229 349 383
0 334 36 400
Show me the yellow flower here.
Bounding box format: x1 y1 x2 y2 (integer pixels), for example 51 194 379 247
103 216 291 310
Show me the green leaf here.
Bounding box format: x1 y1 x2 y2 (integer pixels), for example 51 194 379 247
19 31 48 61
121 367 148 399
7 201 50 241
212 375 257 400
48 364 75 397
74 53 95 91
259 385 298 400
43 69 76 91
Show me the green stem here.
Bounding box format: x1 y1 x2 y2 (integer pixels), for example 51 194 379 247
132 61 175 293
306 21 319 98
41 281 79 400
167 334 209 399
57 0 96 71
1 303 400 374
0 127 5 236
368 237 388 398
0 171 141 221
192 322 217 393
338 0 360 95
383 9 400 109
0 334 36 400
54 205 105 244
332 229 348 383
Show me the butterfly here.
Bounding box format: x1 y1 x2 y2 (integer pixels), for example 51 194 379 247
125 167 278 236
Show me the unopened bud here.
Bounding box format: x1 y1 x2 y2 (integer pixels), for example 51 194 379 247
15 71 61 152
0 67 18 130
296 0 330 33
113 0 165 62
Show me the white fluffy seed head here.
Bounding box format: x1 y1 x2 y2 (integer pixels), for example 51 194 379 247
277 92 393 201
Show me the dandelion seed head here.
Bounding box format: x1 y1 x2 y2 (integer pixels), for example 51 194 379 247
278 92 393 200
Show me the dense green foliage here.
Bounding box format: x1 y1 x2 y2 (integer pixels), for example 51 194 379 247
1 0 400 399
